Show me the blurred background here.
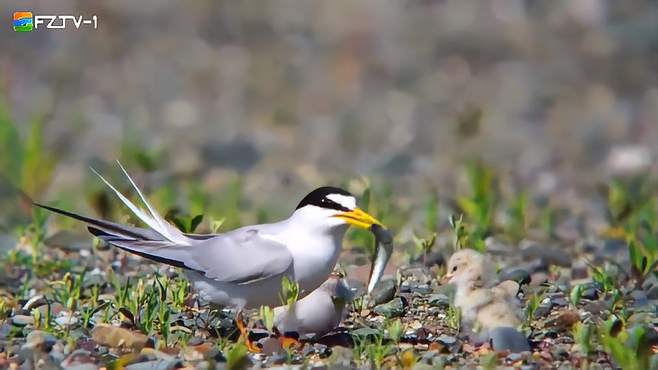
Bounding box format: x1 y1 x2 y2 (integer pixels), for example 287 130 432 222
0 0 657 235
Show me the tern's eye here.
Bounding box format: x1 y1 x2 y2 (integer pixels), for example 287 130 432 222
452 266 458 272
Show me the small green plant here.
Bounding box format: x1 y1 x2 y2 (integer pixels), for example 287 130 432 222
365 332 395 370
479 351 498 370
165 211 204 234
506 191 529 241
446 303 461 332
279 276 300 308
449 214 485 252
570 284 584 307
384 318 403 343
525 290 545 326
425 191 439 232
225 341 250 370
456 161 497 240
412 232 436 263
259 305 274 332
626 218 658 289
604 176 656 228
599 320 656 370
589 263 618 295
572 322 594 357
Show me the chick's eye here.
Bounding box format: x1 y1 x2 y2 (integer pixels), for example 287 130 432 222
452 266 458 272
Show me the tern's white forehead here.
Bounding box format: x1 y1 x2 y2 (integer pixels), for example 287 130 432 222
326 193 356 210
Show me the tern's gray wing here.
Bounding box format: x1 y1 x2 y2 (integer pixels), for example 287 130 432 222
187 229 293 285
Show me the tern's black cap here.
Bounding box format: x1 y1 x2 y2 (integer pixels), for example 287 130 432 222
296 186 353 211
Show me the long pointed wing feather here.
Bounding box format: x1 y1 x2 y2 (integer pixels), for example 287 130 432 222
90 166 190 246
115 161 188 245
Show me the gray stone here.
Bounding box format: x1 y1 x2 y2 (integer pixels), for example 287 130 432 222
411 284 432 294
369 278 397 306
373 297 405 318
124 360 181 370
498 269 531 286
428 293 450 308
11 315 34 326
436 334 457 346
488 327 530 353
521 244 571 267
647 285 658 300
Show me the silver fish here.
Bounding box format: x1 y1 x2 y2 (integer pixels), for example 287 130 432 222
367 224 393 294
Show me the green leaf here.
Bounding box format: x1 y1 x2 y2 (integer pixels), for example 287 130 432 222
190 214 204 233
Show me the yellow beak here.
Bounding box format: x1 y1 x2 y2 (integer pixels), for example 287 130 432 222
334 208 383 229
441 273 454 284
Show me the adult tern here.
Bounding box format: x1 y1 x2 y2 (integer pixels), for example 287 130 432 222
36 163 385 350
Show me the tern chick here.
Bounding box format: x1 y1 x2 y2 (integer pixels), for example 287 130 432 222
274 272 353 338
445 249 529 352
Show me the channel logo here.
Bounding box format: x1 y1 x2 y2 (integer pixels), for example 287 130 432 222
12 11 97 31
13 12 33 32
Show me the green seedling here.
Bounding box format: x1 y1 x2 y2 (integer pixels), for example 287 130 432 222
384 318 403 343
525 290 545 326
446 303 461 332
572 322 594 357
425 191 439 232
603 176 656 228
165 211 204 234
366 332 395 370
626 218 658 289
259 305 275 332
599 321 656 370
570 284 584 307
279 276 300 308
456 161 497 240
589 262 618 294
479 351 498 370
225 341 250 370
506 191 529 242
449 214 486 252
412 232 436 263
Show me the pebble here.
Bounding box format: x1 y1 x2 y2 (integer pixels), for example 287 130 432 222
533 303 552 318
521 244 571 267
369 278 397 306
22 330 57 353
498 269 531 286
63 364 99 370
630 290 649 308
506 352 523 362
436 334 457 346
581 287 599 301
91 324 148 350
489 327 530 353
124 360 180 370
411 284 432 294
55 312 79 327
427 294 450 308
647 285 658 300
373 297 405 318
11 315 34 326
313 343 331 358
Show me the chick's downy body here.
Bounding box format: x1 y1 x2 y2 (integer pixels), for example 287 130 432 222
274 274 353 337
445 249 529 352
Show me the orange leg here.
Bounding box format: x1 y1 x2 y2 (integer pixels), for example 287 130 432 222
235 310 261 353
278 335 302 349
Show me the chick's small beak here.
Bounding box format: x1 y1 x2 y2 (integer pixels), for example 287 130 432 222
441 272 454 284
335 208 383 229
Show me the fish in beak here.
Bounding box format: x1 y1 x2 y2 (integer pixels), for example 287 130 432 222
367 224 393 294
